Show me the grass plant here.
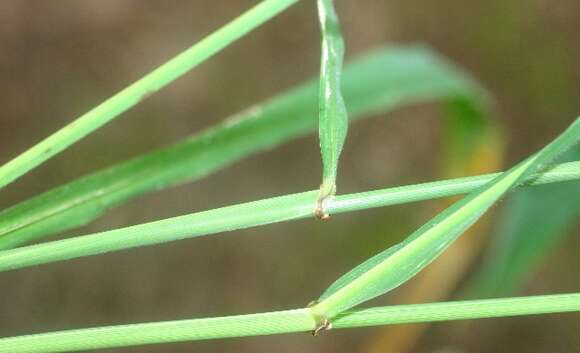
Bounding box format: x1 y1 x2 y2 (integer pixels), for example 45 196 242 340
0 1 578 352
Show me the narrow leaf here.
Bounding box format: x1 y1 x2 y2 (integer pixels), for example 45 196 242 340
317 0 348 198
0 0 300 191
311 118 580 319
0 46 487 249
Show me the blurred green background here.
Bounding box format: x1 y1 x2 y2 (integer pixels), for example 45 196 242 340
0 1 578 352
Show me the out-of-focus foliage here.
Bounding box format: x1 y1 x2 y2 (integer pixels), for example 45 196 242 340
469 149 580 297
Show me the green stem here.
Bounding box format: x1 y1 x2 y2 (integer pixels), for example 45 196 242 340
0 0 299 191
1 293 578 353
333 293 580 328
0 161 578 272
328 161 580 215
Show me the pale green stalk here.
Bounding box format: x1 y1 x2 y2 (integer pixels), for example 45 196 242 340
0 293 578 353
328 161 580 215
0 0 299 191
0 161 577 272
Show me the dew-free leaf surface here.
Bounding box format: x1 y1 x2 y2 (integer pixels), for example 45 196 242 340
0 46 487 249
316 0 348 197
311 118 580 319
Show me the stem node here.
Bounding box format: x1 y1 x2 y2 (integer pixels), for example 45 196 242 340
311 318 332 336
315 184 334 220
307 300 332 336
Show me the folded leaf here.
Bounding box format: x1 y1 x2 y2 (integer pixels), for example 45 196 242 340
317 0 348 198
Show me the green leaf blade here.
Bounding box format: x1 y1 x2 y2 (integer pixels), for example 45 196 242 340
317 0 348 196
0 46 489 249
311 118 580 319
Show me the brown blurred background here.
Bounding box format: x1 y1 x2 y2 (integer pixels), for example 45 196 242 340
0 1 579 352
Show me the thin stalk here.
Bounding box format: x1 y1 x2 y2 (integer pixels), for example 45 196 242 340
0 0 299 191
0 161 577 272
328 161 580 215
0 293 578 353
